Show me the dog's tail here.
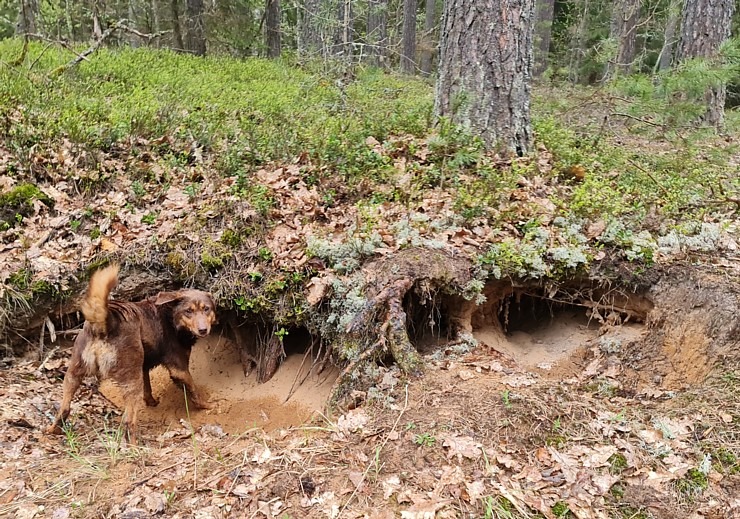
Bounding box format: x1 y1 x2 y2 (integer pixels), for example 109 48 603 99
80 264 119 337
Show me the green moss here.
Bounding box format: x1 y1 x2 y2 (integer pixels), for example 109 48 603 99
551 501 571 518
609 452 628 475
0 183 54 229
674 468 709 500
8 268 32 290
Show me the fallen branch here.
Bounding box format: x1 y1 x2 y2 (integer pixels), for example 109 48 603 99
50 22 122 76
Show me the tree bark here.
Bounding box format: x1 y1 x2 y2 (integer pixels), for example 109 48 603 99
419 0 436 76
367 0 388 66
676 0 735 128
171 0 185 51
400 0 417 74
604 0 640 79
185 0 206 56
265 0 282 58
533 0 554 77
656 0 680 71
567 0 589 83
435 0 535 155
16 0 39 35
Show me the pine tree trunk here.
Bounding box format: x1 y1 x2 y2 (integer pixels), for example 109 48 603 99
533 0 554 77
604 0 640 79
435 0 535 155
419 0 436 76
185 0 206 56
92 0 103 40
171 0 185 50
265 0 282 58
676 0 735 128
367 0 388 66
400 0 416 74
656 0 680 71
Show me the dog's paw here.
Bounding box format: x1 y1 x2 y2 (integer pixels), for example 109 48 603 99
193 399 215 410
46 424 63 435
144 396 160 407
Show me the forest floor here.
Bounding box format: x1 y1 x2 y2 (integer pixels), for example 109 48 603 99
2 42 740 518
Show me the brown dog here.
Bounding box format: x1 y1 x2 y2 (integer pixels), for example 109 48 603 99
47 264 217 442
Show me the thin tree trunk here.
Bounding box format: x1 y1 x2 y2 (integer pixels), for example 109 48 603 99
567 0 589 83
656 0 680 71
401 0 416 73
435 0 535 155
367 0 388 67
92 0 103 40
676 0 735 128
604 0 640 79
149 0 161 47
333 0 352 56
64 0 75 41
128 0 140 47
185 0 206 55
419 0 435 76
265 0 282 58
16 0 39 35
533 0 555 77
171 0 185 50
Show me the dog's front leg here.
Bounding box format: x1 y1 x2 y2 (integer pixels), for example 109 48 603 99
47 369 83 435
167 367 213 410
142 367 159 407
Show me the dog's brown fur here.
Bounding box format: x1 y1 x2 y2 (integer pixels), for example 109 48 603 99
47 265 217 442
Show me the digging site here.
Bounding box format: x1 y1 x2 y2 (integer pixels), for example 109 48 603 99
2 45 740 519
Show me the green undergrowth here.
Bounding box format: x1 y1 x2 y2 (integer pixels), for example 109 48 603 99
0 39 432 183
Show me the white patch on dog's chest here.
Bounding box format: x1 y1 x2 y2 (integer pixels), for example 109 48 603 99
81 339 118 378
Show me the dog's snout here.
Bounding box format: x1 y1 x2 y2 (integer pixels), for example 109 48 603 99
198 327 208 336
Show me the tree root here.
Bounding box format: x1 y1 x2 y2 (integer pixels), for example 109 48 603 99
329 277 422 408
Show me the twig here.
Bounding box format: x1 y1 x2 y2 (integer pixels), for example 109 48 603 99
284 343 313 403
611 112 665 128
50 22 122 76
626 158 671 197
337 384 410 517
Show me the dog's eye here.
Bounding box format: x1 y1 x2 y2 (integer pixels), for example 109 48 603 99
185 309 193 316
204 306 211 312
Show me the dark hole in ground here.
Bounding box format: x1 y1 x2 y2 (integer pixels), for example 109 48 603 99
474 289 645 374
403 286 456 354
502 292 596 335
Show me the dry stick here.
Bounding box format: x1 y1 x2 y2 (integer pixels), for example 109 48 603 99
337 383 410 517
611 112 665 128
284 345 313 403
50 22 122 76
626 158 671 197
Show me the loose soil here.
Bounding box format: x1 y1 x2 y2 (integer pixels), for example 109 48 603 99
99 335 338 435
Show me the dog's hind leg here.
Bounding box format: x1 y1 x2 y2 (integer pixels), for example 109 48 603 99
166 367 213 410
47 368 83 435
142 367 159 407
118 380 143 445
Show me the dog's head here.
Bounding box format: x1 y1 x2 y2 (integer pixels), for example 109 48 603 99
153 290 217 338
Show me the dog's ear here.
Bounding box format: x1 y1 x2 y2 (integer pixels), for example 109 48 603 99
152 291 183 306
